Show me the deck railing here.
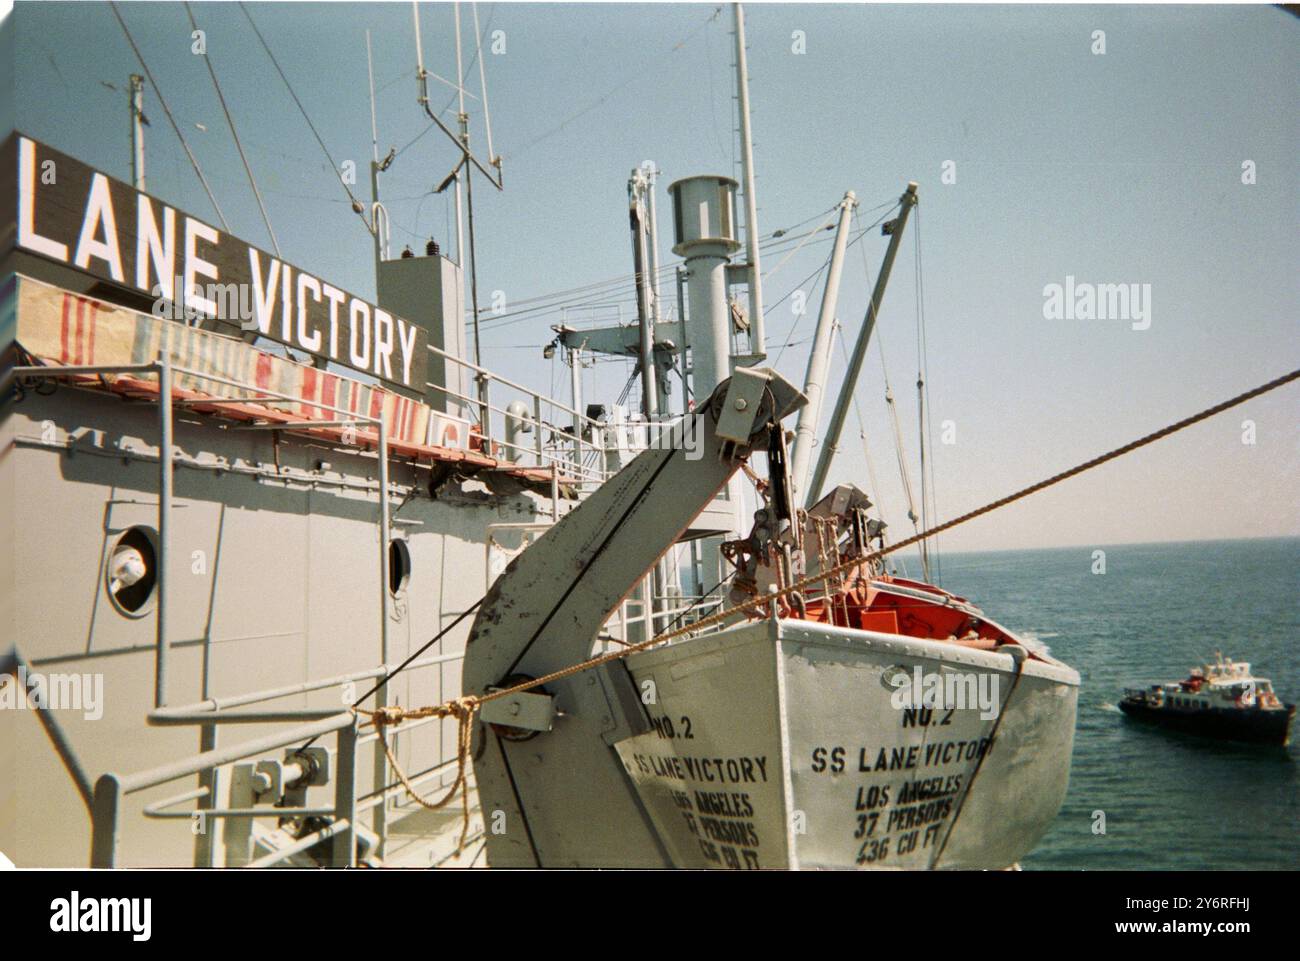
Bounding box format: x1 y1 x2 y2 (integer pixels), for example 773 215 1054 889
15 351 720 868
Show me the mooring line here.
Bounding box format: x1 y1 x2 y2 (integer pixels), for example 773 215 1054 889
359 366 1300 839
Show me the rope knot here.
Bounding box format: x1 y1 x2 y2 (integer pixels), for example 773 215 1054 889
370 694 482 858
371 704 407 728
446 695 480 721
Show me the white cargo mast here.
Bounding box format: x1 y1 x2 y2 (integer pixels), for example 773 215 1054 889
806 182 918 508
629 167 660 419
789 190 857 502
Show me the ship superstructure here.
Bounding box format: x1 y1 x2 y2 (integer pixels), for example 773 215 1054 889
0 129 653 868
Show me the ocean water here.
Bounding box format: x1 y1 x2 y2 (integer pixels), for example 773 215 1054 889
929 537 1299 870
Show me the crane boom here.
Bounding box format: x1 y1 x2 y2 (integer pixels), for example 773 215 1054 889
462 367 804 866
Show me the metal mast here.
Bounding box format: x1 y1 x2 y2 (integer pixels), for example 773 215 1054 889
411 1 503 428
629 168 659 420
128 74 145 190
451 3 485 397
644 164 664 324
806 182 918 508
790 189 857 502
366 31 391 286
732 3 765 359
453 2 468 268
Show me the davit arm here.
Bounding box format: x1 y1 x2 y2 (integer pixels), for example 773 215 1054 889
461 367 804 866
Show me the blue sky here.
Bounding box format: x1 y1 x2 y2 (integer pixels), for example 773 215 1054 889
11 2 1299 551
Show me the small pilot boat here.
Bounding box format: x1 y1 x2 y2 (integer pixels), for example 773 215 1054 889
1120 654 1295 746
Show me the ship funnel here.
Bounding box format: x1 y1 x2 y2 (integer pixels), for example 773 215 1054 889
669 175 741 399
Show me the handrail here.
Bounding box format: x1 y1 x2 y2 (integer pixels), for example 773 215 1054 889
15 363 385 428
149 652 464 720
21 353 612 866
20 358 513 867
91 711 357 867
117 713 354 796
422 373 608 479
426 341 603 428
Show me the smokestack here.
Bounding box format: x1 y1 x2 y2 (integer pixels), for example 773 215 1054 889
668 175 741 399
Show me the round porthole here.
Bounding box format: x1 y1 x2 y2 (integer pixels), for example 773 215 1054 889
106 527 158 617
389 539 411 596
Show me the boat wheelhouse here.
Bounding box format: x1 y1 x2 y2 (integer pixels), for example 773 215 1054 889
1120 654 1295 746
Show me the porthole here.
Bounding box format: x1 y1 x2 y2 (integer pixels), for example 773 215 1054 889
106 527 158 617
389 539 411 596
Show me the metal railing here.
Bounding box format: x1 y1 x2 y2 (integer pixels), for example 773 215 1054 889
17 346 709 867
15 356 394 704
92 711 356 867
86 649 472 867
16 357 422 867
427 342 611 486
17 349 588 866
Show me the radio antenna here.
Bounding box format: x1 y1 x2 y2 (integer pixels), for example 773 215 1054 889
410 0 503 426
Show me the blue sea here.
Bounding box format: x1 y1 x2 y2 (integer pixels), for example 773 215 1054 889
927 537 1299 870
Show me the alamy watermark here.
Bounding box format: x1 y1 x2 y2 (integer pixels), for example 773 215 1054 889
626 415 706 461
885 665 1001 720
1043 275 1151 330
151 276 255 327
0 667 103 720
50 892 151 941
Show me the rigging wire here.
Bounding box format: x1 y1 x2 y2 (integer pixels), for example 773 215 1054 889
183 2 280 255
392 122 438 162
764 201 897 330
915 270 930 577
471 1 497 164
831 321 899 570
375 67 415 96
474 203 894 398
501 6 722 162
852 206 923 553
767 201 898 388
702 7 730 167
476 211 853 332
913 202 940 584
469 198 896 358
238 2 370 231
762 208 840 286
770 259 830 366
109 2 230 231
921 210 941 585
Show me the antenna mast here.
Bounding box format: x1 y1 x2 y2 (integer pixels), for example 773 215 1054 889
410 1 503 426
128 73 145 190
733 3 765 359
366 31 391 284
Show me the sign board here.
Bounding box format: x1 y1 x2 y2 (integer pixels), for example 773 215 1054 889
9 134 427 393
